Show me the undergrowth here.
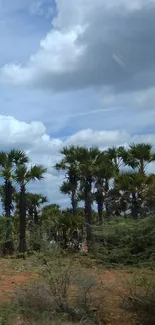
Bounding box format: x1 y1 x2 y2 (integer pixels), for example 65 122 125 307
94 216 155 268
122 273 155 325
0 251 108 325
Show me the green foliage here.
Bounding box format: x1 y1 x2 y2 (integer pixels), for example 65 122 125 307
1 142 155 256
94 216 155 266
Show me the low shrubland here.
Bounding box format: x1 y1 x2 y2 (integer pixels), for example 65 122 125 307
0 251 108 325
122 274 155 325
94 216 155 268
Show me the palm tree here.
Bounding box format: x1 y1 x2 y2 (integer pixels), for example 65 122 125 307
106 146 125 173
60 180 79 215
74 146 101 247
0 150 28 254
94 152 115 223
125 143 155 174
26 193 48 224
15 192 48 225
115 172 145 218
41 204 61 241
15 164 47 253
57 209 83 247
142 174 155 215
55 146 79 215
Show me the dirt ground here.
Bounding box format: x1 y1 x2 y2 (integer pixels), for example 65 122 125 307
0 257 143 325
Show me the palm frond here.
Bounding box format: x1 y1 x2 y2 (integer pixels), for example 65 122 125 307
27 164 47 182
10 150 29 165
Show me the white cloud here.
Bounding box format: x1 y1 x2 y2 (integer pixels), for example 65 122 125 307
65 129 130 147
1 0 155 96
0 25 85 86
101 86 155 110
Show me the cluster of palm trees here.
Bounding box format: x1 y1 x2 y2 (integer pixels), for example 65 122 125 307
55 143 155 247
0 150 46 254
1 143 155 254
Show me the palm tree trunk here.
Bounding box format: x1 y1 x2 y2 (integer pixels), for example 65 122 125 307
84 178 93 248
71 187 77 216
4 180 14 255
19 184 26 253
105 179 110 217
131 192 138 219
62 230 67 248
96 192 104 224
98 200 104 225
34 208 39 224
140 159 144 174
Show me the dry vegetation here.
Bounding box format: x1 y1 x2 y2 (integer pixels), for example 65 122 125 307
0 252 154 325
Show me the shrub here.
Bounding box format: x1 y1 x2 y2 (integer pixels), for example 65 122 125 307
122 275 155 325
8 257 107 325
41 257 107 324
94 216 155 267
14 283 57 315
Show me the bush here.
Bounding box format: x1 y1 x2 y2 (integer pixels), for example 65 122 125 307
122 275 155 325
14 283 58 315
6 257 107 325
94 216 155 267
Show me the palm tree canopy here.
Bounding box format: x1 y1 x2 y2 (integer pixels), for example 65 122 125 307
129 143 153 161
26 192 48 207
115 172 145 192
11 150 29 165
73 146 101 177
128 143 155 171
0 150 29 179
15 164 47 185
60 181 72 195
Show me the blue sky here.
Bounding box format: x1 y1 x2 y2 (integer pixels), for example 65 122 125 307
0 0 155 206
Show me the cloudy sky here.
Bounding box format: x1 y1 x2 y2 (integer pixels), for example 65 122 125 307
0 0 155 206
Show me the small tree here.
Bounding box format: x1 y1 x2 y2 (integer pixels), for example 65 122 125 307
15 164 47 253
55 146 80 216
0 150 28 254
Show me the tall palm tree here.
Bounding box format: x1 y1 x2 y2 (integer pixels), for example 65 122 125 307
74 146 101 247
94 152 115 223
15 164 47 253
55 146 79 216
0 150 28 254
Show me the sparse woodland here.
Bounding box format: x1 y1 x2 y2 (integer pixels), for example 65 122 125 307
1 143 155 325
0 143 155 257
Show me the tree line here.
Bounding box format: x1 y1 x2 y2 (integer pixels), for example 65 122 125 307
0 143 155 255
55 143 155 247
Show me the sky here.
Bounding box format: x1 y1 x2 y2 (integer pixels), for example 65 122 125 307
0 0 155 207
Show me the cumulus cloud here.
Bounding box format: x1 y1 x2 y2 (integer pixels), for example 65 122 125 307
65 129 130 147
1 0 155 97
